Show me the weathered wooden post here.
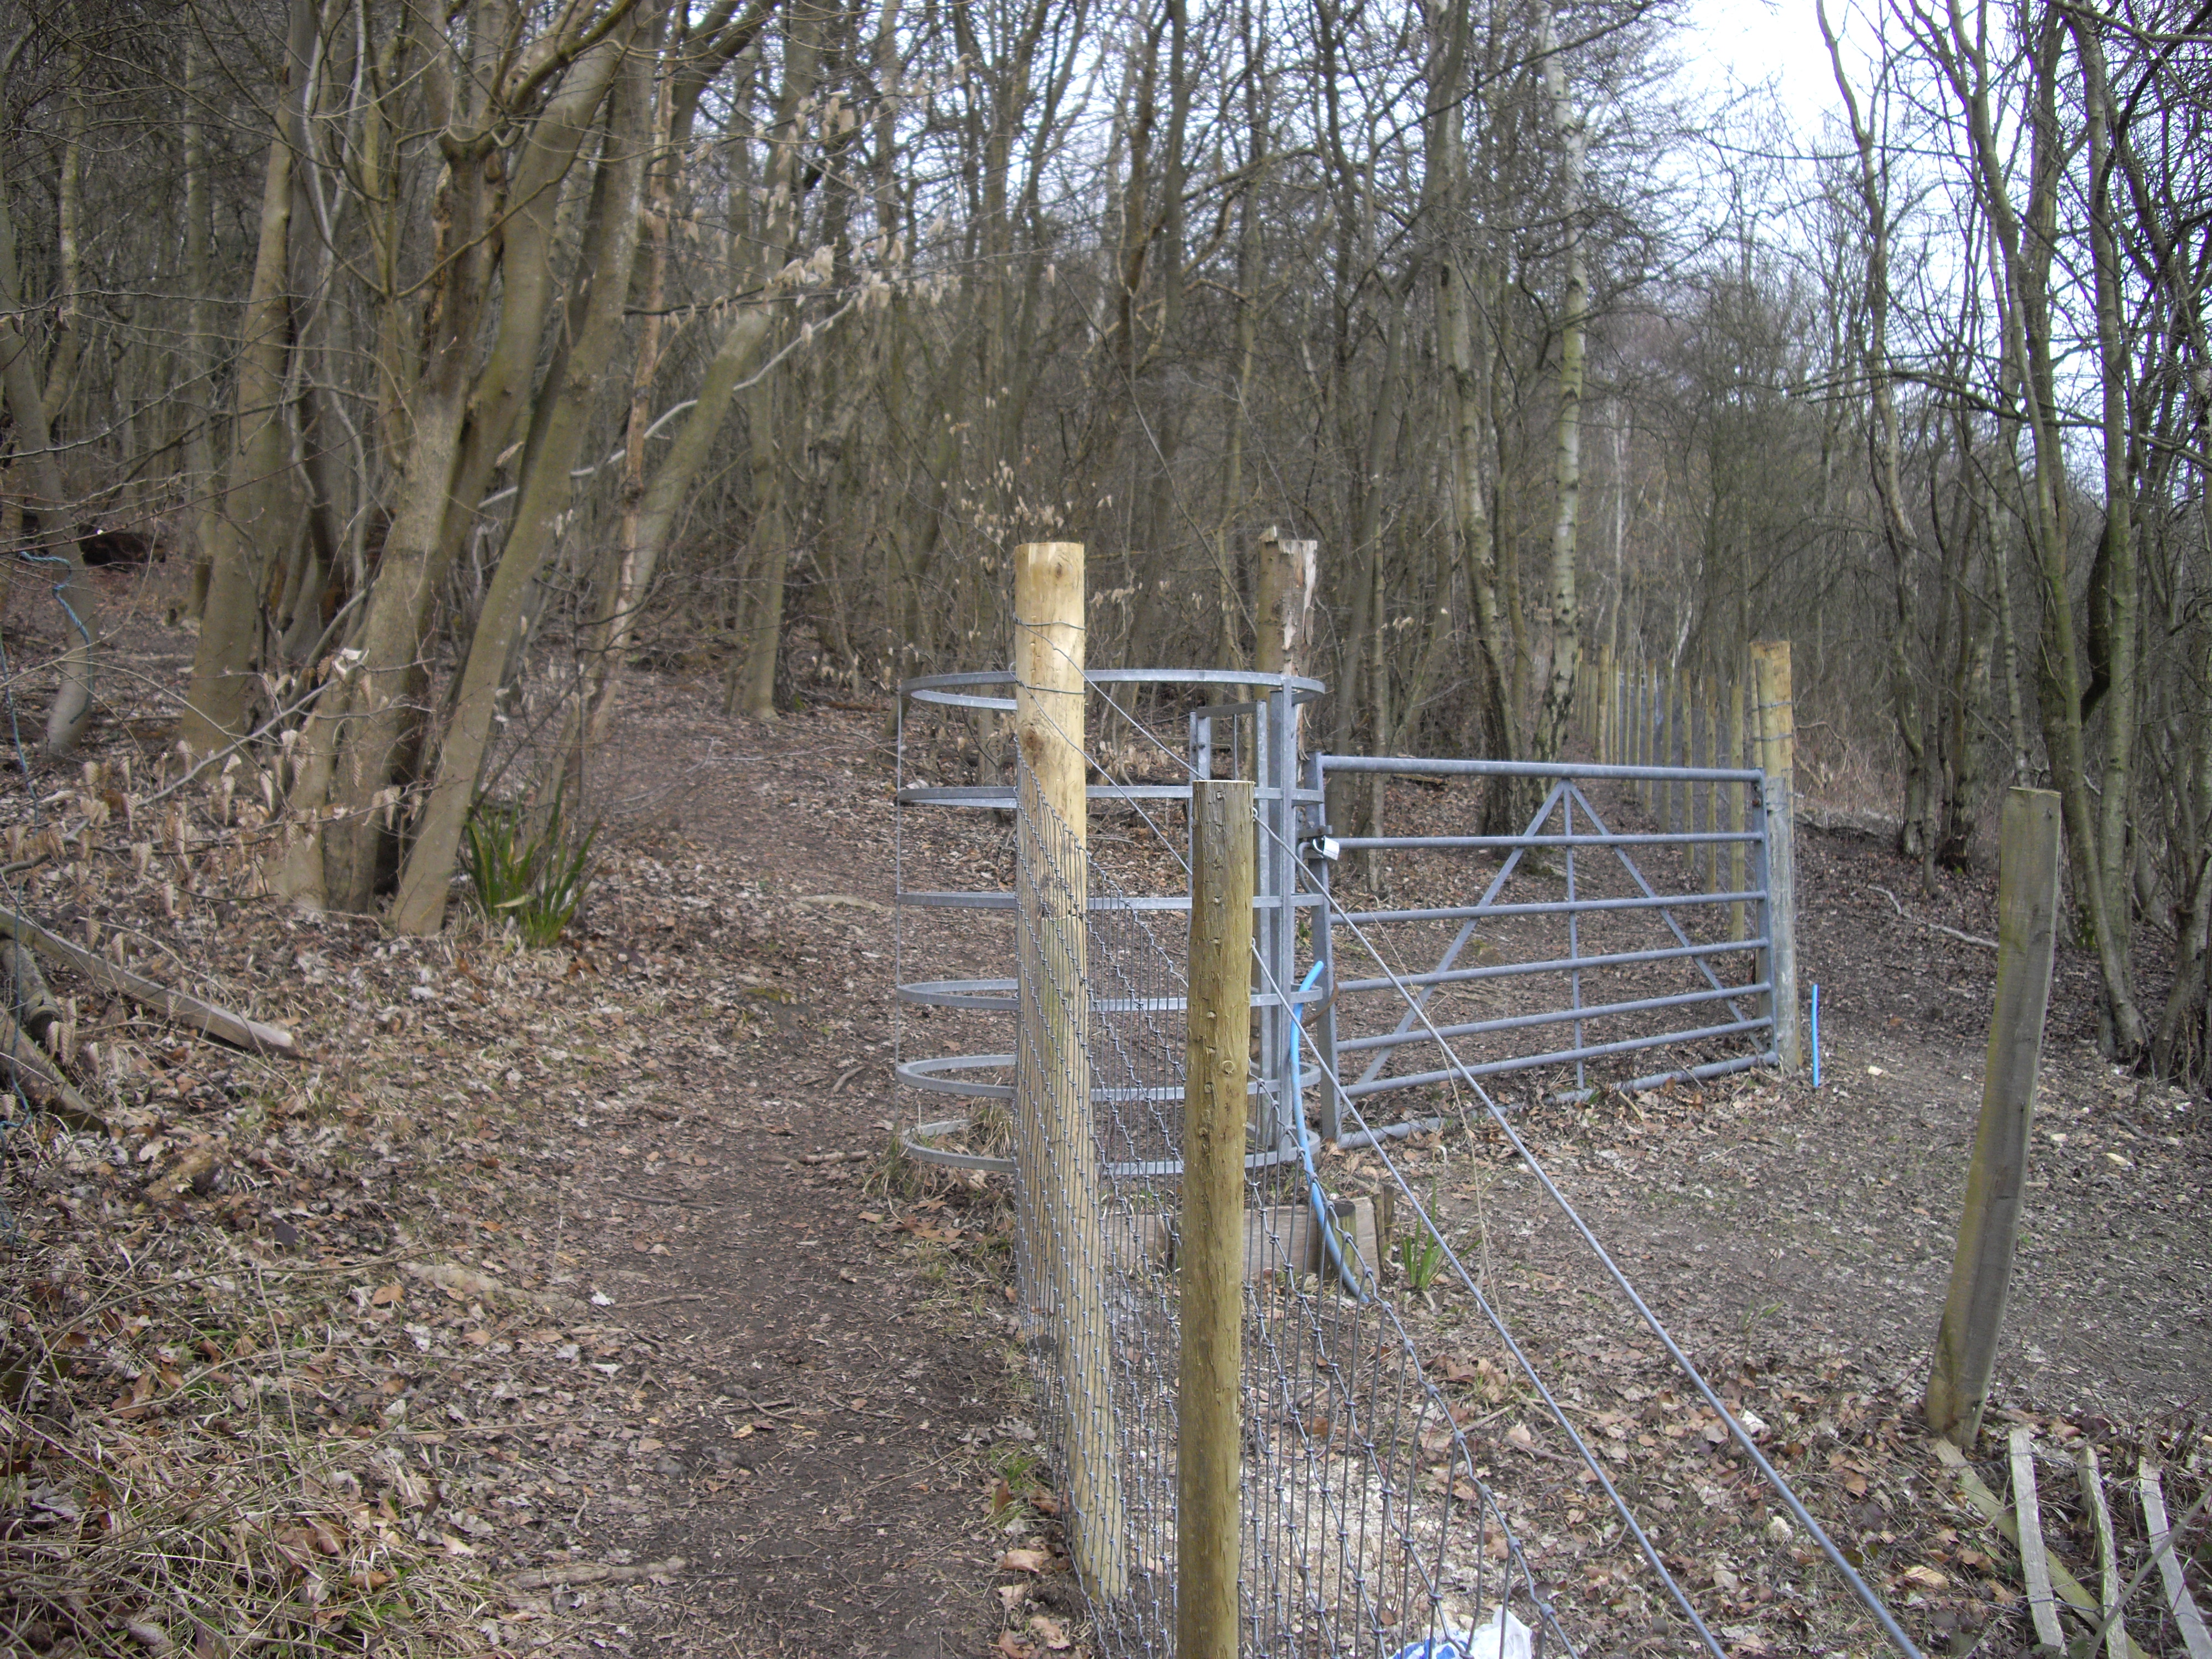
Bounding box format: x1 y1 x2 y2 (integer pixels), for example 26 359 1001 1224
1750 640 1802 1073
1256 527 1315 1142
1671 669 1687 834
1180 778 1254 1659
1599 644 1615 763
1925 787 2062 1447
1635 658 1649 803
1255 529 1317 692
1011 540 1127 1598
1689 675 1709 889
1708 681 1725 898
1728 675 1747 940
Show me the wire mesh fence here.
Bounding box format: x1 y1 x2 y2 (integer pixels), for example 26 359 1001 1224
1006 749 1569 1658
894 650 1926 1659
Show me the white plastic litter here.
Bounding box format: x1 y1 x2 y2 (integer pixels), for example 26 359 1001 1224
1386 1606 1533 1659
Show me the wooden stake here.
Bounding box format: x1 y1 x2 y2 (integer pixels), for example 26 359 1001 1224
2078 1444 2129 1659
2141 1463 2212 1659
2011 1428 2065 1649
1702 676 1720 893
1689 675 1708 890
1935 1440 2155 1659
1924 786 2060 1445
1011 540 1127 1599
1180 779 1254 1659
1750 641 1802 1072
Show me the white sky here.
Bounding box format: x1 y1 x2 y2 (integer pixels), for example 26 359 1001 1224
1673 0 1851 143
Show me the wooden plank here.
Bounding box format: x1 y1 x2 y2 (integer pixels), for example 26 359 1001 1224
1923 787 2062 1445
2012 1428 2066 1648
2141 1462 2212 1659
1180 776 1255 1659
2078 1444 2128 1659
1932 1441 2153 1659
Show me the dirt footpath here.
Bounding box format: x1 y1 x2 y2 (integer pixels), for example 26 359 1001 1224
570 702 2208 1655
530 687 1031 1658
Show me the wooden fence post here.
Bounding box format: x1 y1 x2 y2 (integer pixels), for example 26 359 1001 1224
1708 677 1725 898
1925 787 2063 1447
1180 779 1255 1659
1690 675 1709 889
1011 540 1128 1598
1728 675 1746 940
1256 528 1316 725
1637 660 1650 797
1751 640 1802 1073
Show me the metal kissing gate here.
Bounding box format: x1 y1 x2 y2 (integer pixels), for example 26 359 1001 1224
893 671 1787 1174
894 669 1327 1176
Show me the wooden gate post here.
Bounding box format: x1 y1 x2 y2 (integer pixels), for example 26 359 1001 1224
1728 675 1747 940
1180 779 1255 1659
1256 528 1317 683
1011 540 1128 1598
1926 787 2062 1446
1750 640 1802 1073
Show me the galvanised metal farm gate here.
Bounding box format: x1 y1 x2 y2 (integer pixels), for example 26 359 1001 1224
1303 754 1791 1146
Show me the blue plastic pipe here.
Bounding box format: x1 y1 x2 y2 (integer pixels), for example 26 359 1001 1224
1288 961 1365 1302
1810 983 1821 1088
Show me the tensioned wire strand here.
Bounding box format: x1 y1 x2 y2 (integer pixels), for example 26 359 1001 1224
1003 617 1926 1659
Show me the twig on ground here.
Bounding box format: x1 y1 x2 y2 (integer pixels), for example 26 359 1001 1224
1871 885 1998 950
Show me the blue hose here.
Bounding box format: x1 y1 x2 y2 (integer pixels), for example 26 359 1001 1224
1288 960 1366 1302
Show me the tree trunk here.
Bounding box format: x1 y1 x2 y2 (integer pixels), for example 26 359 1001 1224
390 30 652 936
181 30 217 622
181 0 322 753
0 113 93 755
732 7 822 719
2073 17 2141 1024
1532 7 1585 764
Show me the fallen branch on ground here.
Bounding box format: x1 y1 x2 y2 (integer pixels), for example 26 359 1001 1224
1870 886 1997 951
508 1557 687 1590
0 904 297 1055
1 1006 107 1129
3 937 61 1037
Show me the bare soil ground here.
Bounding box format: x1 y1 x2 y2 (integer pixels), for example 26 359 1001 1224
3 575 2206 1657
